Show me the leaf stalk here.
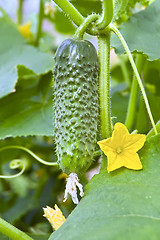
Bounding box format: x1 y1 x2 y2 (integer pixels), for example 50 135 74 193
0 217 33 240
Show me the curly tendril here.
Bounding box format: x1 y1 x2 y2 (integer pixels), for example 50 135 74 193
0 145 58 179
0 159 26 179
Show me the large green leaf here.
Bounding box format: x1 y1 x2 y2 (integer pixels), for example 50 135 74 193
0 13 53 99
50 134 160 239
111 0 160 61
0 71 54 139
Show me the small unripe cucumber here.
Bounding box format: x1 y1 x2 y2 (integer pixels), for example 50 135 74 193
54 39 99 175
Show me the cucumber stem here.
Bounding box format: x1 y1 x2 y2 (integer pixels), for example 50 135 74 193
111 25 158 135
98 33 112 139
98 33 112 170
52 0 84 26
125 54 145 130
0 217 33 240
74 14 99 40
96 0 113 29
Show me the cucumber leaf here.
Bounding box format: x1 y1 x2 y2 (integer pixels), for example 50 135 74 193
113 0 149 20
0 71 54 139
0 13 53 99
49 134 160 240
111 0 160 61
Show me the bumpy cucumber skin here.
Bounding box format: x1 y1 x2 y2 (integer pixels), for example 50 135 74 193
54 39 99 175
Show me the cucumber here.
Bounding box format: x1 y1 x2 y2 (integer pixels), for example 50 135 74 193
54 38 99 175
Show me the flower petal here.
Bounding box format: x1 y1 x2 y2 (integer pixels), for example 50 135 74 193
111 122 130 148
122 151 143 170
97 138 113 154
107 151 124 172
43 205 65 230
124 134 146 152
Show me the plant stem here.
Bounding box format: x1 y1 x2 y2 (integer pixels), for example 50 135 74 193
52 0 111 36
96 0 113 29
52 0 84 26
17 0 23 24
0 217 33 240
119 55 130 87
74 14 99 39
35 0 44 46
98 34 112 139
111 25 158 135
125 54 145 130
98 33 112 170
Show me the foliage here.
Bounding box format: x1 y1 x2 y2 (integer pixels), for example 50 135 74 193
50 134 160 240
111 0 160 60
0 0 160 240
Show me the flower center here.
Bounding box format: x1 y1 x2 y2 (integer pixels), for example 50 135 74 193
116 146 123 154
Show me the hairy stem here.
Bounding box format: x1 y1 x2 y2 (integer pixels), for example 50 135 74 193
111 25 158 135
98 34 112 139
17 0 23 24
52 0 84 26
96 0 113 29
35 0 44 46
0 217 33 240
125 54 145 130
74 14 99 39
98 33 112 170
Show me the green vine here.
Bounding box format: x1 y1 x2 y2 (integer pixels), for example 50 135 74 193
52 0 84 26
98 33 112 139
0 217 33 240
52 0 109 36
74 14 99 40
98 32 112 169
96 0 113 29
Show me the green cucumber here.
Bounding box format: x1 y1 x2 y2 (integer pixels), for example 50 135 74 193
54 38 99 175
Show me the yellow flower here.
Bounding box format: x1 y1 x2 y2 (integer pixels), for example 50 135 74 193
43 204 65 230
97 122 146 172
18 22 33 40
